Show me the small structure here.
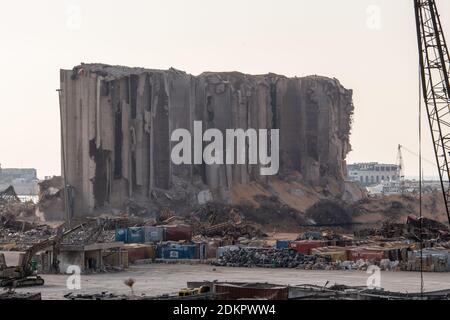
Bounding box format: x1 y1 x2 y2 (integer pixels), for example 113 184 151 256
41 242 127 273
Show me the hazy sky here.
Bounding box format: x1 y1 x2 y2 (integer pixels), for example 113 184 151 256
0 0 449 179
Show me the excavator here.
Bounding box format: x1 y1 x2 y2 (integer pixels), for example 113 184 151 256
0 224 84 288
414 0 450 226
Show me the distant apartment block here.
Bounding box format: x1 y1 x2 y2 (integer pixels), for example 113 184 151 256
347 163 399 186
0 164 38 195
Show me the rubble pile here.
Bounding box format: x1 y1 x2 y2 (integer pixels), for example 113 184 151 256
214 247 409 271
0 225 54 247
240 195 312 229
189 203 267 240
0 185 42 246
0 186 20 203
354 215 450 241
191 203 244 227
1 193 37 229
338 259 400 271
407 215 450 240
214 247 330 269
296 230 344 242
62 224 115 245
36 176 64 221
0 218 119 248
305 200 354 226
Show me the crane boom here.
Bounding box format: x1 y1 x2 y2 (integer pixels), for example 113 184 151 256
414 0 450 225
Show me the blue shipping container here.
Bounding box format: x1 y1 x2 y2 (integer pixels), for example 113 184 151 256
276 240 291 250
160 244 197 260
156 243 165 259
127 227 144 243
194 243 206 260
115 228 127 242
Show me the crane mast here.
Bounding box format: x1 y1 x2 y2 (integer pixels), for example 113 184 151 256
414 0 450 225
397 144 406 194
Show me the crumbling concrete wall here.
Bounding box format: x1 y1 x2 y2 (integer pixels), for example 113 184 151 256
36 176 64 221
60 64 354 216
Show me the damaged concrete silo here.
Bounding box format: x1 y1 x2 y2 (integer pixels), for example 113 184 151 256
59 64 354 216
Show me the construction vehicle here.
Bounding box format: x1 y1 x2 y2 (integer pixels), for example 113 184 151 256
414 0 450 226
0 224 83 288
178 285 210 297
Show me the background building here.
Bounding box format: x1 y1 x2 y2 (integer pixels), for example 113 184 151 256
0 164 39 196
347 163 399 186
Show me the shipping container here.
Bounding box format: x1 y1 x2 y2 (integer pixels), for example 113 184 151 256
127 227 144 244
160 244 197 260
382 243 411 262
123 244 156 263
346 247 386 262
143 226 165 243
163 225 192 241
194 243 207 260
289 240 326 255
115 228 127 242
276 240 291 250
311 247 347 262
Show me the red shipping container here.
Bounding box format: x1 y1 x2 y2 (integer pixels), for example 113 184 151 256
288 240 326 255
163 225 193 241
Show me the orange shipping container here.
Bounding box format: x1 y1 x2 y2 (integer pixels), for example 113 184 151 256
123 244 156 263
346 247 386 262
311 247 347 262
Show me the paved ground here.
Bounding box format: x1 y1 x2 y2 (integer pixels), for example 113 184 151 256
13 264 450 300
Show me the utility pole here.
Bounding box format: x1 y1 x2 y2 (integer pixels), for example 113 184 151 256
57 88 71 228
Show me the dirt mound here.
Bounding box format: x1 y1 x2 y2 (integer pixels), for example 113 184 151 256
305 200 354 226
190 196 311 234
352 192 449 225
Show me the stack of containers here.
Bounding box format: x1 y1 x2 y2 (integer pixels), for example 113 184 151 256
406 249 450 272
115 225 192 244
